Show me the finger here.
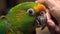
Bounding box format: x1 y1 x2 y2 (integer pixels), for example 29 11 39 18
45 9 56 26
36 0 46 3
47 19 60 34
45 9 51 20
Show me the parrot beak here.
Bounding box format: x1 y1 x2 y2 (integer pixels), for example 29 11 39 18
33 11 47 30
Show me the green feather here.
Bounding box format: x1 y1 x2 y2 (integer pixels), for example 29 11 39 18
0 16 9 34
7 2 37 34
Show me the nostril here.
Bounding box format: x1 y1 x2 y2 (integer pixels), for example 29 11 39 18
41 11 44 14
40 11 45 15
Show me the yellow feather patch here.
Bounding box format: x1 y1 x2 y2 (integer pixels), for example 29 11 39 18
33 4 46 14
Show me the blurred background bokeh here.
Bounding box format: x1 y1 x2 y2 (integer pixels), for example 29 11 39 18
0 0 35 15
0 0 50 34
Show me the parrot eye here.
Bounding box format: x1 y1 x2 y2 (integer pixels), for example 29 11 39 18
27 8 35 16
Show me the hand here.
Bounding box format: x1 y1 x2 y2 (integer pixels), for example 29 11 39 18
46 9 60 34
36 0 60 34
36 0 60 22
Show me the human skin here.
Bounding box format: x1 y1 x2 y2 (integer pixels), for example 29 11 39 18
36 0 60 34
46 9 60 34
36 0 60 23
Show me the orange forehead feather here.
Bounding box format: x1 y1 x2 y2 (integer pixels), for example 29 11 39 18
33 4 46 14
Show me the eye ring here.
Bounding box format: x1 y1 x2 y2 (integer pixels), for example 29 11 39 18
27 8 35 16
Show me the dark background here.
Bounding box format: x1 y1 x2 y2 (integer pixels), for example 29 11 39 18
0 0 35 15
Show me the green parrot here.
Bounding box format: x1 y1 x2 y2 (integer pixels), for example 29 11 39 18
0 16 9 34
7 2 47 34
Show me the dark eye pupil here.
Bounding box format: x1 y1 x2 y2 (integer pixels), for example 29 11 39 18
29 10 32 14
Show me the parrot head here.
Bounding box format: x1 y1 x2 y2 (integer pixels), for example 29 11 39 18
7 2 47 34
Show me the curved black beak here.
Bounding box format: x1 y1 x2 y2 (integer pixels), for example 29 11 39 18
33 11 47 30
